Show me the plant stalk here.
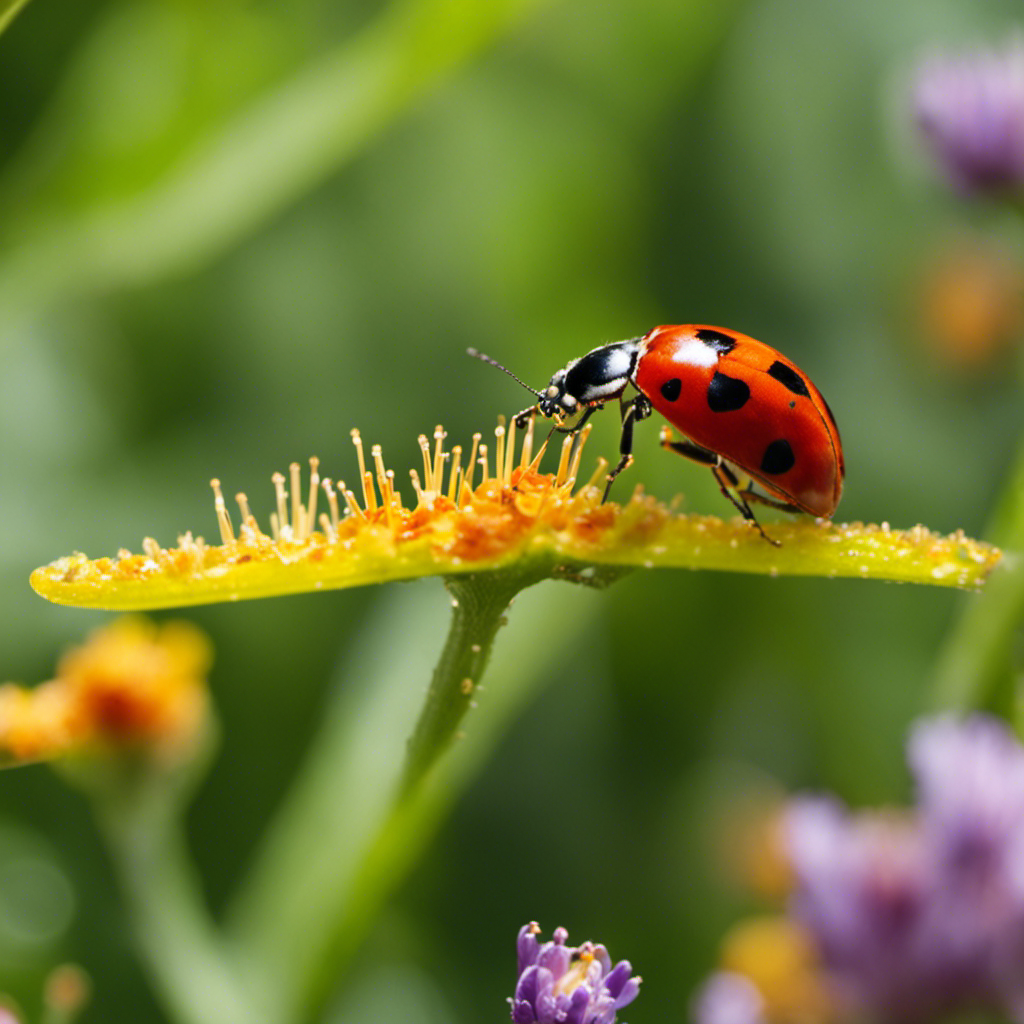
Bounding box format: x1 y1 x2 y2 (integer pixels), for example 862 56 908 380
400 569 545 793
97 778 257 1024
933 433 1024 712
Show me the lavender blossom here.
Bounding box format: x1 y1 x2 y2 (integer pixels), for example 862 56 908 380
510 922 640 1024
914 38 1024 193
909 715 1024 1002
784 798 930 1018
780 715 1024 1020
909 714 1024 877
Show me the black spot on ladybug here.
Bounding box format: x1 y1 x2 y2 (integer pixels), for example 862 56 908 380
767 360 811 398
695 328 736 354
760 439 795 475
706 372 750 412
789 400 796 408
660 377 682 402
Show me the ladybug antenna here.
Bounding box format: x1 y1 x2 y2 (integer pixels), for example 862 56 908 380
467 348 542 398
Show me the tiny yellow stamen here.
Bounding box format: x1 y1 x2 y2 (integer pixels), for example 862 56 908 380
448 446 463 502
352 430 375 510
306 457 320 539
504 417 517 484
495 419 506 488
409 468 426 508
319 512 336 543
362 471 377 513
418 434 433 493
321 479 340 531
520 414 535 468
567 423 592 484
272 473 288 537
351 428 367 482
432 425 446 494
339 482 365 521
478 443 489 483
210 479 235 544
289 462 302 536
235 492 252 524
386 468 400 509
555 433 573 486
372 446 388 503
527 439 549 474
461 432 482 504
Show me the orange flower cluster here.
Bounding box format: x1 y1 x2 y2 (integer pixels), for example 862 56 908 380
0 618 210 767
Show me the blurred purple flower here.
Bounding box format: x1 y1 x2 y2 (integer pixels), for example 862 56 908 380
781 714 1024 1021
510 922 640 1024
693 972 767 1024
914 37 1024 193
910 715 1024 1005
785 798 930 1018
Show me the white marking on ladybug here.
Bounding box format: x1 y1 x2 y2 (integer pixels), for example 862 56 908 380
669 337 720 369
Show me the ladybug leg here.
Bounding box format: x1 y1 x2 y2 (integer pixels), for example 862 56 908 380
659 430 778 544
710 465 781 547
738 485 802 516
601 395 652 502
658 428 719 466
656 429 778 542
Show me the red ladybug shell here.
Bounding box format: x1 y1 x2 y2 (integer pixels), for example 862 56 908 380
634 325 844 517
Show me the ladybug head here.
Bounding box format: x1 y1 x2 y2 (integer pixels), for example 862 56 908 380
538 340 641 416
538 371 579 418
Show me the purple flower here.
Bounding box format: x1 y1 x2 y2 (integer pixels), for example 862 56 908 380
909 715 1024 1001
910 714 1024 876
914 38 1024 193
779 715 1024 1020
784 797 930 1018
510 922 640 1024
692 972 767 1024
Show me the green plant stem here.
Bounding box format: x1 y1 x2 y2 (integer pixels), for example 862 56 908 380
226 577 599 1022
400 568 547 792
96 778 257 1024
933 434 1024 711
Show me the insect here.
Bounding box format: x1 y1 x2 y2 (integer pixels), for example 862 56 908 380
468 324 844 545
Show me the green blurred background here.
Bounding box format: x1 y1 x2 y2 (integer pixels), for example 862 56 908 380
1 0 1023 1020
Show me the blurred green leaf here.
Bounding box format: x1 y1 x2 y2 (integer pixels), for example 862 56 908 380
0 0 32 36
933 434 1024 712
0 0 554 321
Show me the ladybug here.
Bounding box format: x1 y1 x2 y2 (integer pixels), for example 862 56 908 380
468 324 844 545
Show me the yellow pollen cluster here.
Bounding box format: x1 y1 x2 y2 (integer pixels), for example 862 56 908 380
554 950 597 998
209 419 596 546
29 419 1002 610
